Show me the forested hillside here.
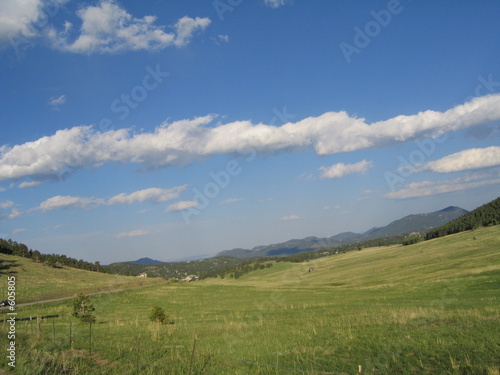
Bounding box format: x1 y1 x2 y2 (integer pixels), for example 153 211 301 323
426 197 500 239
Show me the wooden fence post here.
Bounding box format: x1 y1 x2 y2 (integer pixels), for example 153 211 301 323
36 316 41 339
188 334 198 375
52 320 56 343
136 333 141 371
89 322 93 355
69 322 72 350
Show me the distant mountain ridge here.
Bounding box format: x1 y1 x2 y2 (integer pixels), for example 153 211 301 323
127 257 164 265
215 206 468 259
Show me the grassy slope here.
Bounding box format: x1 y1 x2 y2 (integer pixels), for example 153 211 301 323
209 225 499 290
5 226 500 374
0 253 165 303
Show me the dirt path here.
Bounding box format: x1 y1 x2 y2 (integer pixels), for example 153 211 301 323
3 281 168 309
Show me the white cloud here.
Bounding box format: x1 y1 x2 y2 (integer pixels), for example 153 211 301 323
385 172 500 199
13 228 27 235
116 229 150 238
108 186 186 205
47 0 210 54
319 160 372 179
264 0 292 8
18 181 42 188
323 204 340 211
37 195 104 211
1 95 500 183
0 0 45 47
48 94 66 110
173 16 211 47
166 201 198 212
0 200 14 209
0 200 22 221
217 34 229 43
420 146 500 173
280 215 300 221
219 198 243 205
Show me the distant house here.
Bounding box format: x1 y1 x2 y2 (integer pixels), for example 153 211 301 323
183 275 199 282
137 272 148 278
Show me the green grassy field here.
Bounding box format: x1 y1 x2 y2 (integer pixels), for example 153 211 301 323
2 226 499 374
0 253 165 303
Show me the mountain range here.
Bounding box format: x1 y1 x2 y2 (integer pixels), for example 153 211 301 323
215 206 468 259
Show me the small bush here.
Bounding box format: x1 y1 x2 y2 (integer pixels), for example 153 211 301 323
149 306 172 325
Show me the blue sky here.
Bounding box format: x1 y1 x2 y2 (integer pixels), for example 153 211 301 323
1 0 499 264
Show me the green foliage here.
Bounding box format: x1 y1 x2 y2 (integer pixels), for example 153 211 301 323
149 306 171 325
5 226 500 374
72 293 96 324
105 256 247 279
402 236 424 246
426 197 500 240
0 238 107 273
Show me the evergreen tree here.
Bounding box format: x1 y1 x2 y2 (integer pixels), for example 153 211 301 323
72 293 96 324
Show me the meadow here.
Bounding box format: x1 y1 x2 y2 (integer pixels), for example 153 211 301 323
1 225 499 374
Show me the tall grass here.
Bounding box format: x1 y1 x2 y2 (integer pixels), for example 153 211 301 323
2 226 499 374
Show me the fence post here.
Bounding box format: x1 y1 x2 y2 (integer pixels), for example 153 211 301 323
52 320 56 343
37 316 41 339
358 364 363 374
188 334 198 375
136 333 141 371
89 322 93 355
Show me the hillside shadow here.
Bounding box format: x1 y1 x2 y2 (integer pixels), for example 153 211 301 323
0 259 19 275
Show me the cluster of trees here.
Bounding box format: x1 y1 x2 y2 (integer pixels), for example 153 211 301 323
426 197 500 240
0 238 105 273
402 237 424 246
220 261 273 279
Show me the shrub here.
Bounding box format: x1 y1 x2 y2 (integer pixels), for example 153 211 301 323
149 306 172 325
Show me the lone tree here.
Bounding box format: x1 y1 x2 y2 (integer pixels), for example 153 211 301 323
149 306 171 325
72 293 96 324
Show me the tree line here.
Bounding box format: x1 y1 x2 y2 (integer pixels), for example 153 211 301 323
425 197 500 240
0 238 105 273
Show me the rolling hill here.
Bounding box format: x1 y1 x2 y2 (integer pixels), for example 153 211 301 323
216 206 468 259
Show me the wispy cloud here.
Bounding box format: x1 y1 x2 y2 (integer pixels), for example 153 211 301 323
47 1 210 54
1 95 500 183
48 94 66 110
419 146 500 173
108 186 186 205
385 172 500 199
280 214 300 221
264 0 292 8
18 181 43 189
37 195 104 211
166 201 198 212
219 198 243 205
319 160 372 179
115 229 150 238
0 200 22 221
13 228 27 235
